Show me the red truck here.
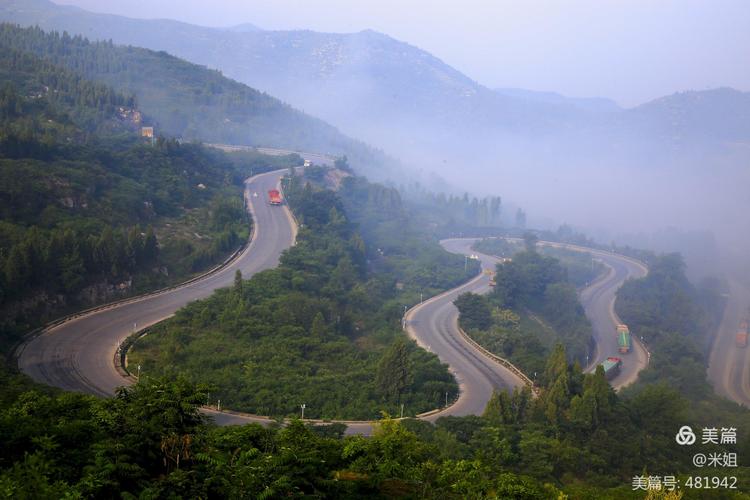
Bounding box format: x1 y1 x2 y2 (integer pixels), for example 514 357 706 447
268 189 282 205
737 331 748 348
738 319 749 348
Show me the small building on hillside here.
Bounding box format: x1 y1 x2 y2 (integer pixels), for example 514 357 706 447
141 126 154 138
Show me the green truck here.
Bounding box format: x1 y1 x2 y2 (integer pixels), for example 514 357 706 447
617 324 631 353
601 357 622 380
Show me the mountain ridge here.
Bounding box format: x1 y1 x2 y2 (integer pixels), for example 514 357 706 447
0 20 398 178
2 0 748 242
3 0 746 157
494 88 622 113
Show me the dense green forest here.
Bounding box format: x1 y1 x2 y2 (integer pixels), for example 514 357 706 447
473 237 522 258
542 246 606 288
336 175 481 300
400 183 506 232
3 349 749 497
455 239 594 377
0 23 395 176
473 237 606 288
0 36 301 352
129 169 476 419
0 42 135 140
616 254 726 401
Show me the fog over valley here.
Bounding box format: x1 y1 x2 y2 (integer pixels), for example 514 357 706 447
3 0 748 279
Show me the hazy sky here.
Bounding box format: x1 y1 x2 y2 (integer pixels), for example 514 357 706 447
55 0 750 106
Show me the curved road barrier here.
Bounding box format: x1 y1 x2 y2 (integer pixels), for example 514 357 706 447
456 325 537 393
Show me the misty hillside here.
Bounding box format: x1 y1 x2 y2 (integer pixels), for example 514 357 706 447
1 0 749 254
0 1 590 142
0 36 308 323
494 88 622 113
624 88 750 145
223 23 262 33
0 21 395 177
2 0 749 165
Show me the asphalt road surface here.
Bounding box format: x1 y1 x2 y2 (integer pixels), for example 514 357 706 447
17 169 296 397
405 238 528 421
708 279 750 406
566 243 650 389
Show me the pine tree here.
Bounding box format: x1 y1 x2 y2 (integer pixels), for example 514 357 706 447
4 245 30 295
310 312 326 338
125 226 142 270
483 390 513 425
233 269 243 297
540 343 572 428
142 226 158 265
542 344 568 389
375 338 413 402
544 370 570 427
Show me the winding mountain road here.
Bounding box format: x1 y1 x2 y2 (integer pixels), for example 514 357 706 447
16 165 648 433
405 239 528 420
420 238 649 400
17 168 297 397
539 241 649 388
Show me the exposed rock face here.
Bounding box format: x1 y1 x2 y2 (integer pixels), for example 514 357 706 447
1 278 134 328
77 279 133 305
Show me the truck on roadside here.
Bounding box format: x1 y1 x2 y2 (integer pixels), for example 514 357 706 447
268 189 282 205
617 324 631 353
736 331 748 348
738 319 748 348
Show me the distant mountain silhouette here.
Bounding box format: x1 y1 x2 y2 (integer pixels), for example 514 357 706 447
2 0 747 164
